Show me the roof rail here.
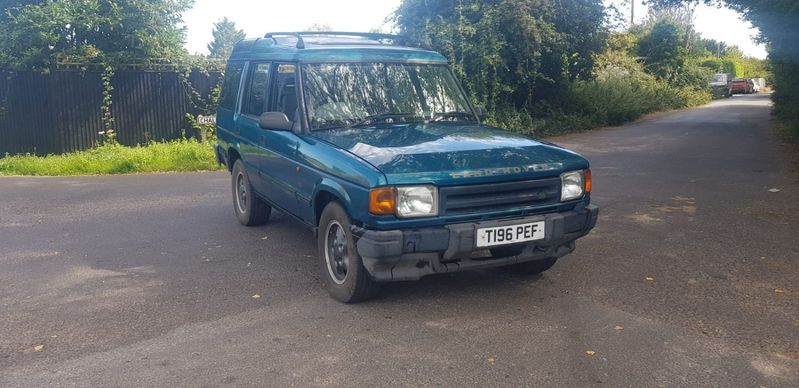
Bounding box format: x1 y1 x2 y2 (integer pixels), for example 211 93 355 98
263 31 408 49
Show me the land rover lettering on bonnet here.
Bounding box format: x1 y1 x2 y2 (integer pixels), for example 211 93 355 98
215 32 598 302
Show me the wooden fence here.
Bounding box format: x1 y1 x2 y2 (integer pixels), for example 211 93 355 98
0 70 221 155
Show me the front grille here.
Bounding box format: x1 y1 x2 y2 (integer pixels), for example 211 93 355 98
439 178 561 216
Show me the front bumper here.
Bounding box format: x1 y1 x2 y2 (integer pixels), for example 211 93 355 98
353 204 599 281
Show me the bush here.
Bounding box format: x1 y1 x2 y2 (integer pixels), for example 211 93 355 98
564 58 709 125
772 60 799 135
570 75 662 125
786 121 799 137
0 139 221 176
672 86 712 108
484 67 711 137
487 106 598 137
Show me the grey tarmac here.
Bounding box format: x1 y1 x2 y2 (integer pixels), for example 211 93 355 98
0 93 797 387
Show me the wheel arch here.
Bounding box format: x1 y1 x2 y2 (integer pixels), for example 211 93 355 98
313 179 354 227
227 147 242 172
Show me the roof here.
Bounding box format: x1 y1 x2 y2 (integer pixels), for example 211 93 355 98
229 32 448 64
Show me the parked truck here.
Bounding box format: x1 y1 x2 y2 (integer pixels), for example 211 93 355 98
710 73 732 98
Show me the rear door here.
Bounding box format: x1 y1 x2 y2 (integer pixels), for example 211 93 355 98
236 62 272 196
216 61 244 142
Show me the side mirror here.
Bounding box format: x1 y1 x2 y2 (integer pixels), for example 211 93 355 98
474 105 488 121
259 112 292 131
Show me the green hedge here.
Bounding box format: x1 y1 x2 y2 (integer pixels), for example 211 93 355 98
772 61 799 137
487 73 711 136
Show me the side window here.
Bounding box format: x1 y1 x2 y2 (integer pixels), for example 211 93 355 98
243 62 271 116
270 63 298 122
219 62 244 110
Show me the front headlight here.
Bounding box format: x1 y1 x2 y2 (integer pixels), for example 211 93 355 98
396 185 438 218
560 170 585 201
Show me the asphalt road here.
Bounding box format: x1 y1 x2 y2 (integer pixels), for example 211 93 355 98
1 94 797 387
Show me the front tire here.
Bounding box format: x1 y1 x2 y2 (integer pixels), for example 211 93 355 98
231 160 271 226
317 202 380 303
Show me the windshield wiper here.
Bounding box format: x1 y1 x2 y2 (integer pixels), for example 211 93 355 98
431 111 476 122
346 112 422 129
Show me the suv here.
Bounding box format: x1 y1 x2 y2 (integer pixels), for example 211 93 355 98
215 32 598 302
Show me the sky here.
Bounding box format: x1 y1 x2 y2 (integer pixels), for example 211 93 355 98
182 0 767 59
182 0 398 54
611 0 767 58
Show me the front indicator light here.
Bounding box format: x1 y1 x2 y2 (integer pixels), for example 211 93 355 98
369 187 396 215
585 169 592 194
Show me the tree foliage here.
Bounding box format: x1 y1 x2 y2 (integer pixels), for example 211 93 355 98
207 17 246 59
646 0 799 129
637 20 686 80
306 22 333 32
0 0 194 70
698 38 730 57
393 0 607 113
642 3 697 48
392 0 725 134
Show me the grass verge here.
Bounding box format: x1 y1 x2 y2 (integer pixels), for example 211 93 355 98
0 139 222 176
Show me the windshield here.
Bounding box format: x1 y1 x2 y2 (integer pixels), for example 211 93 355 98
302 63 475 130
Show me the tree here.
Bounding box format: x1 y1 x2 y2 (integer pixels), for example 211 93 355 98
306 22 333 32
643 4 696 42
393 0 607 113
0 0 194 70
207 17 246 59
699 38 728 57
637 20 686 80
0 0 41 18
645 0 799 129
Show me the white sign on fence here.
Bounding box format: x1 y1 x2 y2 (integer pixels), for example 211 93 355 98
197 115 216 125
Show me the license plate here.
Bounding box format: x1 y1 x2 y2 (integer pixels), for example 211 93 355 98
475 221 546 248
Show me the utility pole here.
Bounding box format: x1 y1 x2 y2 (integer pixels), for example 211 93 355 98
631 0 635 26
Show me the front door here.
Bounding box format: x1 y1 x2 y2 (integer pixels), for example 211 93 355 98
255 63 302 217
236 61 305 217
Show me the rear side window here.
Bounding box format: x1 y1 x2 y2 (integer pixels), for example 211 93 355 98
219 62 244 110
243 62 271 116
